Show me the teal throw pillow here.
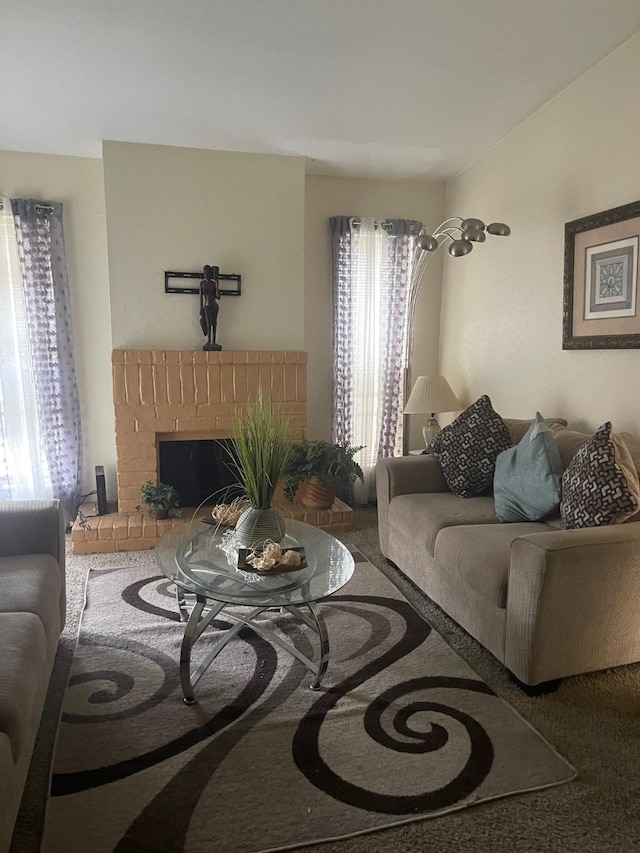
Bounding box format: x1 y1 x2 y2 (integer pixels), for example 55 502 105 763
493 412 563 522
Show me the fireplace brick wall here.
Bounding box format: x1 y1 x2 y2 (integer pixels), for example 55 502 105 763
71 348 352 554
112 349 308 513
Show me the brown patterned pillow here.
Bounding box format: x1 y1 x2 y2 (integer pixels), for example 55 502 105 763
427 395 513 497
560 422 640 529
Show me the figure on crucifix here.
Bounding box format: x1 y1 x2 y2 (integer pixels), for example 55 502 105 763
199 264 222 351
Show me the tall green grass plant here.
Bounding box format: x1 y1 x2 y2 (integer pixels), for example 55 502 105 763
231 395 294 510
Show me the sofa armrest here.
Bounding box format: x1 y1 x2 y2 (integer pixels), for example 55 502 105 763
505 523 640 684
0 500 65 563
0 500 66 630
376 455 448 556
376 454 448 500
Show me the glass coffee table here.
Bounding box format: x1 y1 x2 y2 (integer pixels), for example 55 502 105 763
155 519 355 703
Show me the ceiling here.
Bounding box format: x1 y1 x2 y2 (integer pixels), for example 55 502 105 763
3 0 640 180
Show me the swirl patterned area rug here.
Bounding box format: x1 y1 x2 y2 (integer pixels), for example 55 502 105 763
42 550 574 853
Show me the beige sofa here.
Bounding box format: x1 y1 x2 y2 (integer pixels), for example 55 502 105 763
376 419 640 689
0 500 66 850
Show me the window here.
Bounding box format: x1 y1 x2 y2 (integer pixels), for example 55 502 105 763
0 199 52 500
330 216 422 502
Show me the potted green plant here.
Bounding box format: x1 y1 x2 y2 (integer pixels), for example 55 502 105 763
284 439 364 509
228 394 295 547
136 481 181 519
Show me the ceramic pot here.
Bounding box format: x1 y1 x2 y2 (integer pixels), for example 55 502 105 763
297 477 335 510
234 506 286 548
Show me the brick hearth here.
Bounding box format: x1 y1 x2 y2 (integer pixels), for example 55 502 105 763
70 496 354 555
71 349 352 554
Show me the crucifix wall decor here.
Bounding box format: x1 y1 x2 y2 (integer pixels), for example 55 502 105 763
164 269 242 295
164 266 242 351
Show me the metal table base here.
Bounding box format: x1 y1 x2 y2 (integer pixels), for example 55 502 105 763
176 588 330 704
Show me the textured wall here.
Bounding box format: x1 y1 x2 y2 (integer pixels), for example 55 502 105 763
103 141 306 352
0 149 113 496
441 32 640 435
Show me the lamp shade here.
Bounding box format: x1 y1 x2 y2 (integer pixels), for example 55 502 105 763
486 222 511 236
404 375 461 415
448 239 473 257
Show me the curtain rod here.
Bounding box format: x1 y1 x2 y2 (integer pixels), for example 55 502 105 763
350 218 392 229
0 201 55 213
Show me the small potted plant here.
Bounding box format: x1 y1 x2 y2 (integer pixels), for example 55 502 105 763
284 439 364 509
136 481 181 519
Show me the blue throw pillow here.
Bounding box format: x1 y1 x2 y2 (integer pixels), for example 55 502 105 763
493 412 563 522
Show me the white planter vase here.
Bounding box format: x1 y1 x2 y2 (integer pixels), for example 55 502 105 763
234 506 286 549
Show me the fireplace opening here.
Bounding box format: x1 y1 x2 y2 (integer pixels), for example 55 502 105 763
158 439 243 507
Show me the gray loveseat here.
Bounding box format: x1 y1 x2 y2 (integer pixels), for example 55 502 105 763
376 419 640 689
0 500 66 849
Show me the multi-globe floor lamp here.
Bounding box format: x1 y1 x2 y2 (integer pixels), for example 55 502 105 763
403 217 511 454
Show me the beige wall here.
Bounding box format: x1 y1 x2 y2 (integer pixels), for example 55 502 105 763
441 32 640 435
305 175 446 448
0 150 114 498
0 143 307 504
103 142 306 352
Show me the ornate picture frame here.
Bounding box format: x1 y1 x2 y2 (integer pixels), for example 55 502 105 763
563 200 640 349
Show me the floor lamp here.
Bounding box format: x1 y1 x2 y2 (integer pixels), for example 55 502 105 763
402 216 510 454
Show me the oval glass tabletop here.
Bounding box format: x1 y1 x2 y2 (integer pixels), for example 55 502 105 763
155 518 355 608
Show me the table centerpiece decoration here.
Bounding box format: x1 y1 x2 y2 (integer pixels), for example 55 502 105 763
230 393 294 548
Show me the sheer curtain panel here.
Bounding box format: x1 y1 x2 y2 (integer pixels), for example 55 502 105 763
0 197 52 501
330 216 422 503
10 199 83 521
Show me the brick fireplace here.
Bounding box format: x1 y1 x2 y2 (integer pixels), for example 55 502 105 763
71 349 352 554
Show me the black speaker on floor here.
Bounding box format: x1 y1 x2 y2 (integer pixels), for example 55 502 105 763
95 465 108 515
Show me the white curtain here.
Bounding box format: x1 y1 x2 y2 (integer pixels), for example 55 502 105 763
330 216 422 503
0 197 52 500
350 220 388 502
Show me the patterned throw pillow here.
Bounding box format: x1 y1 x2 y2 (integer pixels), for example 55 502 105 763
427 395 513 497
560 422 640 529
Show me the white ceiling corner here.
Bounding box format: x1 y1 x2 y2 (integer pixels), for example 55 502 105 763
3 0 640 180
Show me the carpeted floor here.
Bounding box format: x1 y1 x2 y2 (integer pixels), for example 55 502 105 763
11 507 640 852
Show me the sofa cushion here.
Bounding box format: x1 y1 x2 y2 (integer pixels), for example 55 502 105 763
389 492 498 556
427 395 513 497
0 613 49 763
494 413 563 522
561 422 640 529
434 522 552 608
549 423 591 469
616 432 640 522
0 554 63 658
617 431 640 473
0 732 18 852
0 732 12 806
503 416 568 444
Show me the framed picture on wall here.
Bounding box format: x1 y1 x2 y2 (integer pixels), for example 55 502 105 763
563 199 640 349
